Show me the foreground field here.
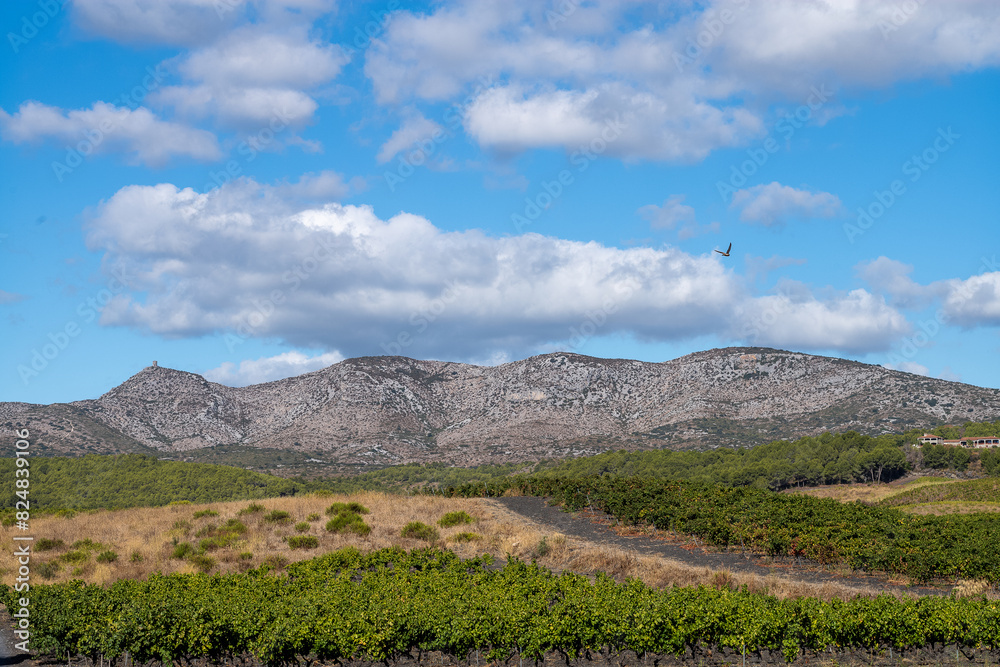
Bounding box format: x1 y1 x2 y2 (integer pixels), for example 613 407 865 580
1 492 912 602
6 546 1000 667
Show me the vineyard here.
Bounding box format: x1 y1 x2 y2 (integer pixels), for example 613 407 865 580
439 477 1000 583
4 547 1000 666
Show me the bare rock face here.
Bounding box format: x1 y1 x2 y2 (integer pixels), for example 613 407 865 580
4 347 1000 467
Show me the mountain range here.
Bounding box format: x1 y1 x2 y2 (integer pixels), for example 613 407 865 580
4 347 999 473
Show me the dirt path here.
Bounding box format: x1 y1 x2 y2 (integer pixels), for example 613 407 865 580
491 495 952 597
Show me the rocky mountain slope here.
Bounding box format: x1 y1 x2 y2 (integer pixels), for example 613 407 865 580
3 348 1000 470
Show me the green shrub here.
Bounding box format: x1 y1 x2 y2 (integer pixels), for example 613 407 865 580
70 538 102 551
195 523 217 538
190 554 215 573
325 502 370 516
55 509 77 519
287 535 319 550
36 561 60 579
168 500 192 506
307 513 321 521
264 510 292 524
238 503 266 515
238 551 253 561
96 550 119 564
438 511 475 527
263 555 288 570
193 509 219 519
130 551 144 563
221 518 248 535
294 521 310 533
535 537 551 558
172 519 192 533
401 521 439 542
450 532 482 543
59 550 89 564
36 538 65 552
172 542 194 559
325 512 371 536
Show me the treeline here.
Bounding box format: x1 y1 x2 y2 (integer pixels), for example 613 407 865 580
294 461 541 495
438 476 1000 583
5 547 1000 665
0 454 303 510
541 431 910 490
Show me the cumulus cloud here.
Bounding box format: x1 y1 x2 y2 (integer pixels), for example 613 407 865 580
153 26 348 128
365 0 1000 162
71 0 245 46
941 272 1000 328
377 113 446 164
736 283 911 354
855 256 944 309
637 195 719 240
83 177 912 359
0 101 221 166
730 182 842 227
204 350 345 386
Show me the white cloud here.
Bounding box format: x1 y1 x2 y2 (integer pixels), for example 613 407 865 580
377 113 445 164
364 0 1000 162
204 350 344 386
84 177 911 359
71 0 245 46
0 101 221 166
153 27 347 129
730 182 842 227
737 285 911 354
855 256 944 309
884 361 930 376
941 272 1000 327
637 195 719 240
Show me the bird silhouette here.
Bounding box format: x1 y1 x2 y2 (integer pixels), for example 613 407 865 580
714 242 732 257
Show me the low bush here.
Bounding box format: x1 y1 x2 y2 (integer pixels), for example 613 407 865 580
263 555 288 570
264 510 292 524
401 522 439 542
238 503 266 515
35 538 65 552
193 509 219 519
325 512 371 536
287 535 319 550
96 550 119 564
294 521 311 533
36 561 60 579
326 502 370 516
449 532 482 543
190 554 215 573
438 511 474 527
172 542 194 559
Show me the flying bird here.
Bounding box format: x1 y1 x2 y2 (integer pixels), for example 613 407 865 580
714 242 732 257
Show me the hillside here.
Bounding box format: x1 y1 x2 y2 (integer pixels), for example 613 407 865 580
3 347 1000 471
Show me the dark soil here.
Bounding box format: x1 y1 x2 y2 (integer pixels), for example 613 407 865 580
492 496 952 597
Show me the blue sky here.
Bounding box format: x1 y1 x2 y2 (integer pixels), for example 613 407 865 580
2 0 999 404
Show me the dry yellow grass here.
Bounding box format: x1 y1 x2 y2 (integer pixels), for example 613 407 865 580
898 501 1000 515
786 476 957 504
1 493 928 602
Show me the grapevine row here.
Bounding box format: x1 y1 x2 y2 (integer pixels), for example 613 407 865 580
3 547 1000 666
438 477 1000 583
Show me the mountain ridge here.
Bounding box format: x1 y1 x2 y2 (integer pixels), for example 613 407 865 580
3 347 999 470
